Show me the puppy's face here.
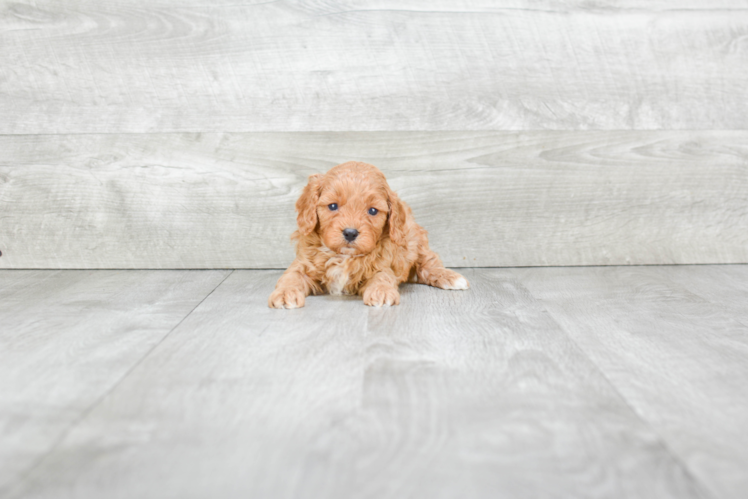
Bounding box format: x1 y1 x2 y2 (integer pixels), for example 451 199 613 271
316 177 389 255
296 162 404 256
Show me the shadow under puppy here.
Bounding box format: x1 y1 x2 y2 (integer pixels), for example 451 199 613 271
269 161 469 308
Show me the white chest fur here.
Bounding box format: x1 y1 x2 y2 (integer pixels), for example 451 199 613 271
324 255 350 295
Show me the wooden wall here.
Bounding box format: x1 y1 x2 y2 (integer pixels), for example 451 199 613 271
1 1 746 268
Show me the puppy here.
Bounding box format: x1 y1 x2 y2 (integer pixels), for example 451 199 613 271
269 161 469 308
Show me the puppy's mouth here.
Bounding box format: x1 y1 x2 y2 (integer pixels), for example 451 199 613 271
339 245 360 256
338 242 363 257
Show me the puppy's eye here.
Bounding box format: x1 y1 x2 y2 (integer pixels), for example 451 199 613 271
368 207 378 216
328 203 338 211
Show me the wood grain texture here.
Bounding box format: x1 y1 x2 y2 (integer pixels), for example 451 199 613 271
663 265 748 327
2 0 748 133
7 270 703 497
513 265 748 497
0 269 230 496
1 130 747 269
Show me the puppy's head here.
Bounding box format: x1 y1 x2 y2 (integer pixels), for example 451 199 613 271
296 161 405 255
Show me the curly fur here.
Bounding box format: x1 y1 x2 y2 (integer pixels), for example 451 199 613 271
269 161 469 308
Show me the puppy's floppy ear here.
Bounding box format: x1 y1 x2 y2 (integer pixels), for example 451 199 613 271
296 173 323 236
387 188 406 245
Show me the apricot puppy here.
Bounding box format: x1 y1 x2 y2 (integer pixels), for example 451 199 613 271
269 161 469 308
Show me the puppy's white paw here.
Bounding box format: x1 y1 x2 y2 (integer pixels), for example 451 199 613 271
445 276 469 290
425 269 470 290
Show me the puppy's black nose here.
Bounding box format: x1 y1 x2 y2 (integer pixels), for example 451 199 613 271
343 228 359 242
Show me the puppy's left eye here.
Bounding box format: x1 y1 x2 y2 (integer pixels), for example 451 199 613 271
368 207 378 216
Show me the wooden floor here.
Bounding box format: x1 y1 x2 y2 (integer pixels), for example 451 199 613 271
1 266 747 498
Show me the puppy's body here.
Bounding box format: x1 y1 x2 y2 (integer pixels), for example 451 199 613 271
269 161 468 308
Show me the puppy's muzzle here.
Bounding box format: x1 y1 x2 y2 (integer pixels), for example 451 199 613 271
343 228 359 242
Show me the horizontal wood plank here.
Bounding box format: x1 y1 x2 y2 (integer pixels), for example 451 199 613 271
1 131 746 268
8 270 702 497
2 0 748 133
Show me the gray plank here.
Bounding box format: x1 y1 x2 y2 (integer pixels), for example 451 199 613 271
328 270 702 497
663 265 748 327
1 131 746 269
0 269 230 496
513 265 748 497
9 270 703 497
2 1 748 133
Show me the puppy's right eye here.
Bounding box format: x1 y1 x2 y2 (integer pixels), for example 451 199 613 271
328 203 338 211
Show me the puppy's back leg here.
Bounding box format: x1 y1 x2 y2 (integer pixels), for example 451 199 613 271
415 247 469 290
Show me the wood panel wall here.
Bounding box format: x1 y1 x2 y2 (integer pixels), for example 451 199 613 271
1 1 746 268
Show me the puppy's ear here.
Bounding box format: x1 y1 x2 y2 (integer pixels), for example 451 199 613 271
296 173 323 236
387 188 406 245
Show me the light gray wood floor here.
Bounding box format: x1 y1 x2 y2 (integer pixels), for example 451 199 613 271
1 266 747 497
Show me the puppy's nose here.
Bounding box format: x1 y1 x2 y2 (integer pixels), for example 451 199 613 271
343 228 359 242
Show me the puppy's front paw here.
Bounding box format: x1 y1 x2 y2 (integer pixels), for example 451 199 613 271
363 284 400 307
426 269 470 290
268 287 306 309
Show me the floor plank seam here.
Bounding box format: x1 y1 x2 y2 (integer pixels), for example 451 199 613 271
4 270 235 497
539 306 715 497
